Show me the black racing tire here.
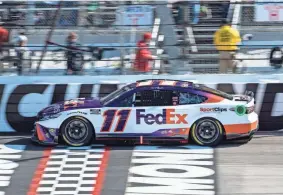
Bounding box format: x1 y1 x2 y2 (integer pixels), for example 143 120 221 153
190 118 224 146
61 116 94 146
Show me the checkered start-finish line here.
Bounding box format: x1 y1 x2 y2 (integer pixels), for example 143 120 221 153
28 145 109 195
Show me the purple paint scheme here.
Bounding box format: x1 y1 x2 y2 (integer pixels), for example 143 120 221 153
33 124 59 145
38 97 102 117
98 128 186 138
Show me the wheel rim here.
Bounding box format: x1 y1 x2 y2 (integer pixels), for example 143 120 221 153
64 119 88 144
195 119 220 144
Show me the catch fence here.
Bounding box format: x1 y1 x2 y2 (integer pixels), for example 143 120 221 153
0 1 283 75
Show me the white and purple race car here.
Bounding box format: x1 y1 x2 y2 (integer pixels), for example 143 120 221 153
31 79 259 146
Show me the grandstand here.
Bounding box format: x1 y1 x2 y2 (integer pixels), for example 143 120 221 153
0 0 283 75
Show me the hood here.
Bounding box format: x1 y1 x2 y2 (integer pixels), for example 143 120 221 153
39 97 102 116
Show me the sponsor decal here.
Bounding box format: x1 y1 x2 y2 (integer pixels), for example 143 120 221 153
67 111 87 115
136 109 188 125
90 109 101 115
200 107 227 112
235 105 246 116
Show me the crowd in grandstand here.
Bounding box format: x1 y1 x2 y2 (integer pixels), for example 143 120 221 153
0 1 281 75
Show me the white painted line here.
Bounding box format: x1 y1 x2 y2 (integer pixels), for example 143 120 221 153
59 170 85 174
50 154 103 159
51 149 70 153
186 27 198 52
39 180 57 185
37 187 54 192
85 161 102 165
80 174 98 177
57 177 84 181
62 158 88 162
132 152 213 158
57 164 89 168
0 170 14 175
0 181 10 187
132 159 214 166
80 180 96 184
128 177 215 184
51 183 79 188
0 176 11 181
42 174 60 178
133 148 214 154
0 155 22 159
83 167 100 171
47 161 64 165
44 167 62 172
78 187 94 191
52 192 84 195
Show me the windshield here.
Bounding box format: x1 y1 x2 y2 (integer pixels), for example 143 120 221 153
195 84 233 100
100 83 134 105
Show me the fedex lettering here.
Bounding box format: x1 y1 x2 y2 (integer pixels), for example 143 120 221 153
136 109 188 125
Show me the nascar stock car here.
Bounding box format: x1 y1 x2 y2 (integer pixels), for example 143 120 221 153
31 79 259 147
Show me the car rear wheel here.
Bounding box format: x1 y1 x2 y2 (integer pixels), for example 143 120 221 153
61 116 94 146
190 118 223 146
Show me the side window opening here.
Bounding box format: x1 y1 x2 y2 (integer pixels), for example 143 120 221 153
179 92 207 105
116 94 134 107
135 90 174 107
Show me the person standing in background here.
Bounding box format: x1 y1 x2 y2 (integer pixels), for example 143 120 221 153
0 25 9 73
13 32 29 75
65 32 84 75
134 32 157 74
213 19 241 73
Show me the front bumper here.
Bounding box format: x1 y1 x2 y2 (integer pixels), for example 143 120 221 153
31 123 59 146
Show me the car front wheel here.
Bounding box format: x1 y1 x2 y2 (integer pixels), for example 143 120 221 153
61 116 94 146
190 118 224 146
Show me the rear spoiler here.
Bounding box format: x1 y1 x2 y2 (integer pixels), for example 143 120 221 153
245 90 255 104
245 90 254 98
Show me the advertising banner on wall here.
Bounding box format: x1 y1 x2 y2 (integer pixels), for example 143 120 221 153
116 5 153 29
0 76 282 133
255 0 283 22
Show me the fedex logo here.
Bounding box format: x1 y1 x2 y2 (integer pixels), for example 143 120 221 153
136 109 188 125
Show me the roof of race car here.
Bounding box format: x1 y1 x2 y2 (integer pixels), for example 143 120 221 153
135 79 194 88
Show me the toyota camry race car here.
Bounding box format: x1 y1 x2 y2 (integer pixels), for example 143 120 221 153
31 79 259 146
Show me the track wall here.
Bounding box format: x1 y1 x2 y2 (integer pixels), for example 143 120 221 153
0 75 282 132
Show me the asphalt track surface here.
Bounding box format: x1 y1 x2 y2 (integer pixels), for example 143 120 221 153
0 131 282 195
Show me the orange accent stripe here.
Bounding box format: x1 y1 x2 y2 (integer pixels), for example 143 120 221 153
159 80 177 86
179 128 190 135
92 147 110 195
27 148 52 195
224 120 258 134
205 95 225 103
36 124 45 142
